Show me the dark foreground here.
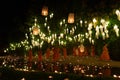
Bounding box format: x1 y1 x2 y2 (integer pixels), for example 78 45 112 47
0 67 120 80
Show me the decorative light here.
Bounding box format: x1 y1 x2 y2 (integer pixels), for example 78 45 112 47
93 18 97 23
114 25 119 37
32 27 40 35
68 13 74 23
60 21 63 26
115 9 120 21
88 23 93 30
101 19 105 24
48 76 53 79
4 50 7 53
92 40 94 45
21 78 25 80
50 13 54 18
100 25 103 32
79 44 85 53
93 18 97 28
85 21 87 27
115 9 120 15
4 7 120 53
45 17 47 22
80 20 83 27
96 32 99 39
90 74 94 77
41 6 48 16
44 23 47 26
102 32 105 40
63 19 65 23
118 76 120 78
113 74 117 78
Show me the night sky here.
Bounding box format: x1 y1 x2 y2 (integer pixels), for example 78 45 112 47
0 0 120 51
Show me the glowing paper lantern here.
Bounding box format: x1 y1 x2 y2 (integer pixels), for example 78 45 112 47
68 13 74 23
41 6 48 16
79 44 85 53
33 27 40 35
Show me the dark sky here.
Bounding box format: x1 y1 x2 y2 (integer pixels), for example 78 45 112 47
0 0 120 50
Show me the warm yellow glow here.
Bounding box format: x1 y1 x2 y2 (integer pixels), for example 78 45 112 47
32 27 40 35
68 13 74 23
114 25 118 30
80 20 83 26
60 21 63 26
41 6 48 16
88 23 93 30
113 74 117 78
115 9 120 15
114 25 119 37
93 18 97 28
79 44 85 53
4 8 120 52
101 19 105 24
93 18 97 23
50 13 54 18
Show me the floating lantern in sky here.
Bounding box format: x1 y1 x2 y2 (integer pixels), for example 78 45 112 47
32 18 40 35
33 27 40 35
41 6 48 16
68 13 74 23
4 7 120 53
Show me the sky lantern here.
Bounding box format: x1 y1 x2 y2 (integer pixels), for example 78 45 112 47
32 18 40 35
68 13 74 23
33 27 40 35
41 6 48 16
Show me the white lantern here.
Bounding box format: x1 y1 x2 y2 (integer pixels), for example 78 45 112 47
68 13 74 23
41 6 48 16
32 27 40 35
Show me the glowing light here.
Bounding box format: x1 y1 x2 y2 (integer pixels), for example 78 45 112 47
113 74 117 78
32 27 40 35
90 74 94 77
41 6 48 16
114 25 119 37
80 20 83 26
21 78 25 80
79 44 85 53
60 21 63 26
44 23 47 26
4 50 7 53
93 18 97 28
4 8 120 53
48 76 53 79
115 9 120 15
93 18 97 23
68 13 74 23
64 78 69 80
88 23 93 30
118 76 120 78
101 19 105 24
45 17 47 21
50 13 54 18
63 19 65 23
